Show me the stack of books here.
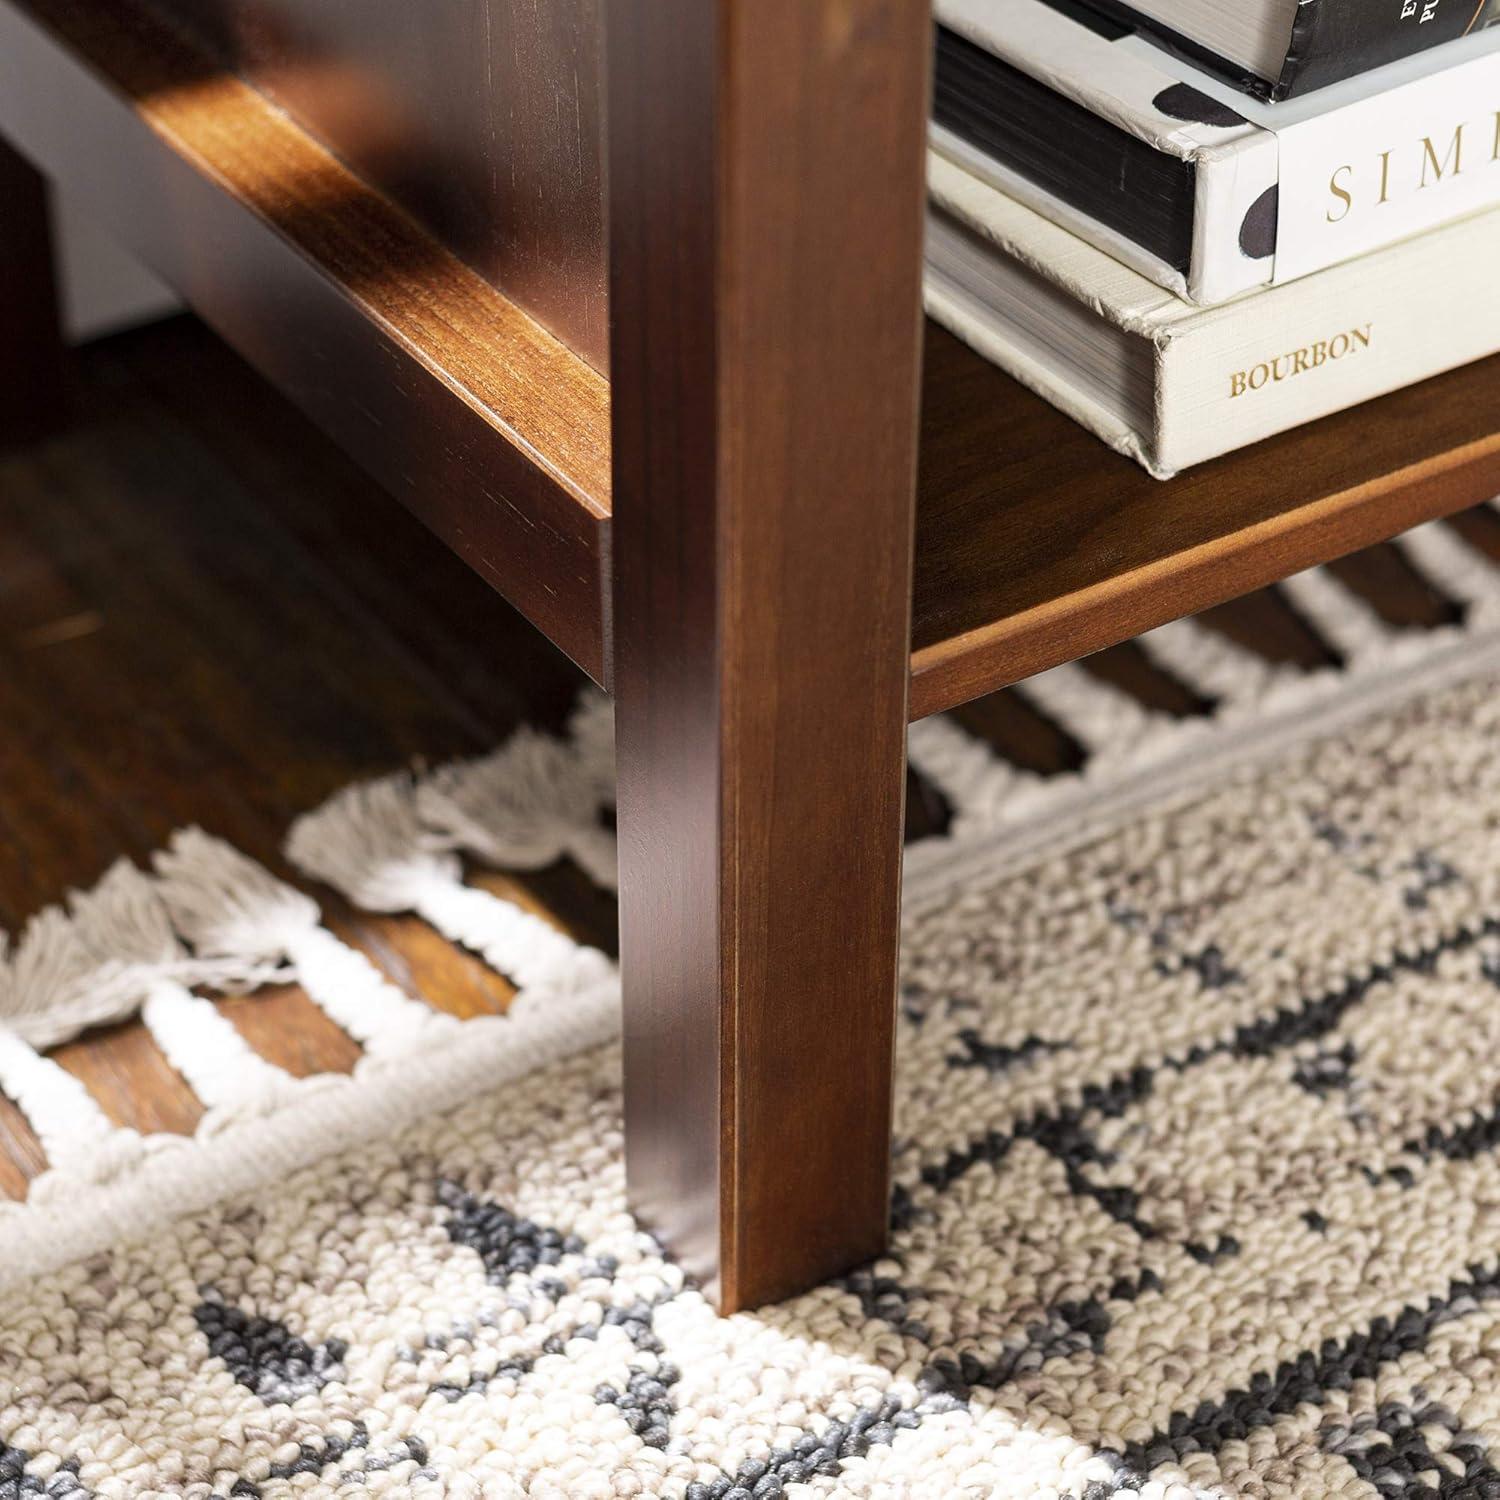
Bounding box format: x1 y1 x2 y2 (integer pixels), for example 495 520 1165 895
926 0 1500 476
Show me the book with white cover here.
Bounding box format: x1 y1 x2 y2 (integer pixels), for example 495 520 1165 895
933 0 1500 304
924 154 1500 478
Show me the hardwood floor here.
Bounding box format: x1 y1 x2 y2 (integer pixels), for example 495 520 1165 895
0 317 604 1196
0 315 1493 1202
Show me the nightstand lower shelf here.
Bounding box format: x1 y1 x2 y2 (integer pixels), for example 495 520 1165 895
912 325 1500 719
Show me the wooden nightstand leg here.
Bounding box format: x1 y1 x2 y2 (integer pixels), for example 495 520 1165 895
0 137 68 447
606 0 930 1312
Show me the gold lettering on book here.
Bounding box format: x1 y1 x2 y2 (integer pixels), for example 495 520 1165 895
1228 325 1372 398
1326 115 1496 218
1327 164 1354 221
1420 125 1464 186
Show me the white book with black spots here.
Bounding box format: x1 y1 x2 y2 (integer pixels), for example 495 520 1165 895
934 0 1500 305
925 153 1500 477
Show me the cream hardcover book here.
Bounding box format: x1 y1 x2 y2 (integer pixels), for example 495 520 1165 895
926 153 1500 478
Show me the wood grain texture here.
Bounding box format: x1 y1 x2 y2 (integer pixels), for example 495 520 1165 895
911 327 1500 719
0 135 68 448
152 0 609 370
0 0 612 680
608 0 929 1312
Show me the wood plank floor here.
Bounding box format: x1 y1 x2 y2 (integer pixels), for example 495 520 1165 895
0 316 1493 1201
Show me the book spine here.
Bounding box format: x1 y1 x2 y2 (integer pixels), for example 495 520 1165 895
1154 210 1500 471
1187 140 1278 304
1276 0 1492 99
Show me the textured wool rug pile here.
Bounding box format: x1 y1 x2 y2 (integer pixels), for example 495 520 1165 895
6 516 1500 1498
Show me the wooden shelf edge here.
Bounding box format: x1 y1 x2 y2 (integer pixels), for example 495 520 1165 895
0 0 612 682
909 430 1500 721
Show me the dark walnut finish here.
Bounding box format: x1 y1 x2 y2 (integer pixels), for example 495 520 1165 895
149 0 609 371
0 0 612 682
0 136 68 448
607 0 930 1309
912 327 1500 718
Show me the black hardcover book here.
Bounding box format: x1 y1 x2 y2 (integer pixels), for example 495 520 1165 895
1080 0 1500 98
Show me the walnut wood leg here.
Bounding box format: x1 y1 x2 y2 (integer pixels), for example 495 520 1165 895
0 136 68 447
606 0 930 1312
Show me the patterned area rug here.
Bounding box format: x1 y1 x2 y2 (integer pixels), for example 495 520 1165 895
5 517 1500 1497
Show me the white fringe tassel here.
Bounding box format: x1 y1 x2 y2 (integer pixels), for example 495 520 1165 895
414 883 612 999
907 714 1033 838
418 726 618 891
284 772 459 913
286 773 613 1004
139 981 297 1121
0 1026 135 1183
0 857 281 1052
154 829 458 1057
1012 661 1160 755
0 905 118 1050
1136 617 1284 705
1395 519 1500 619
1279 566 1394 663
